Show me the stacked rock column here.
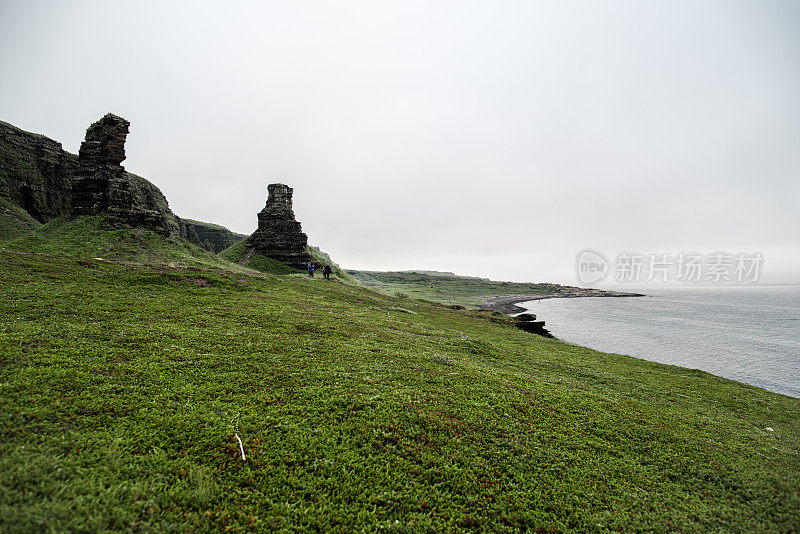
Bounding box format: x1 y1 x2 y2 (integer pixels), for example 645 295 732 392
249 183 312 269
70 113 130 216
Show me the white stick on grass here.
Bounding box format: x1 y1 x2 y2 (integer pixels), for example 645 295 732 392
234 433 246 460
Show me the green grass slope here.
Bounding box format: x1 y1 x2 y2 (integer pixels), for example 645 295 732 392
217 241 356 281
1 251 798 532
307 245 357 283
217 241 303 275
1 215 249 271
348 270 573 307
0 197 42 241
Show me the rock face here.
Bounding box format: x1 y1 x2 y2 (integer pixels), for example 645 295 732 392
0 120 77 222
249 183 311 269
515 314 553 338
0 115 270 254
71 113 181 237
71 113 129 215
183 219 247 253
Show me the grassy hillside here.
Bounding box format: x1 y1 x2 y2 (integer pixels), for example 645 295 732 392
0 197 41 241
348 270 575 307
1 215 249 271
307 245 357 283
181 218 236 232
1 251 798 532
217 241 303 275
218 241 356 282
181 219 248 254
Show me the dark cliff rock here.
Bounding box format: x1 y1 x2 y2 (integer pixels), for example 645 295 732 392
71 113 182 237
1 115 185 240
71 113 128 215
0 120 77 222
515 314 553 338
183 219 247 253
248 183 311 269
1 117 309 257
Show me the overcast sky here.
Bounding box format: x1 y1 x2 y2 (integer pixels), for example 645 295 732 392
1 0 798 284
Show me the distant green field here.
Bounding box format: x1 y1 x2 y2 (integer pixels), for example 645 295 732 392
1 251 798 532
348 270 570 308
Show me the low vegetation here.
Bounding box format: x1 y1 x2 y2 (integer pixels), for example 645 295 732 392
1 248 798 532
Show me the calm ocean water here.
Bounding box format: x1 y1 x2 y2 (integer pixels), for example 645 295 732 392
518 286 800 398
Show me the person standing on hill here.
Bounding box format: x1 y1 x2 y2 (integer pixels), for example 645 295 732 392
323 264 332 280
307 262 315 278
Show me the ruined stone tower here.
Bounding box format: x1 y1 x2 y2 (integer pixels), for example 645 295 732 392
249 183 312 269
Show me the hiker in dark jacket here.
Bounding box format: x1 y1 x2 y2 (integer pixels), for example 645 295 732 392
322 264 332 280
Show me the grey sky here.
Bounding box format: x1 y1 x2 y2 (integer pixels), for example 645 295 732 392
2 0 798 284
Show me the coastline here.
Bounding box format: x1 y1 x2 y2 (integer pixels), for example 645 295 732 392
479 288 645 314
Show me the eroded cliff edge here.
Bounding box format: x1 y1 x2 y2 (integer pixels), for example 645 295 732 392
0 116 245 252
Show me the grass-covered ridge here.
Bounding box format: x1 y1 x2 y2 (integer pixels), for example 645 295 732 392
1 215 249 271
1 251 798 531
307 245 357 283
348 270 576 307
181 218 235 232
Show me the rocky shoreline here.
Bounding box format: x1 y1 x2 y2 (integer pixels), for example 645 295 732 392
480 288 645 314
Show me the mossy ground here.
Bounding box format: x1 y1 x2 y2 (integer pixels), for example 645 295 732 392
1 251 798 532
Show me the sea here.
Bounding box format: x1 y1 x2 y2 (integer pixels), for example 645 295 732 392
517 286 800 398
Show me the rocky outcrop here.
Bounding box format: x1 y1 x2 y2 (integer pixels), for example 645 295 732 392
183 219 247 253
70 113 129 216
71 113 182 237
515 313 553 338
0 120 77 222
248 183 311 269
1 115 194 242
0 116 303 256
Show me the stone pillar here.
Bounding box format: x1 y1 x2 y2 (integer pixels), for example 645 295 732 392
70 113 130 216
249 183 312 269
